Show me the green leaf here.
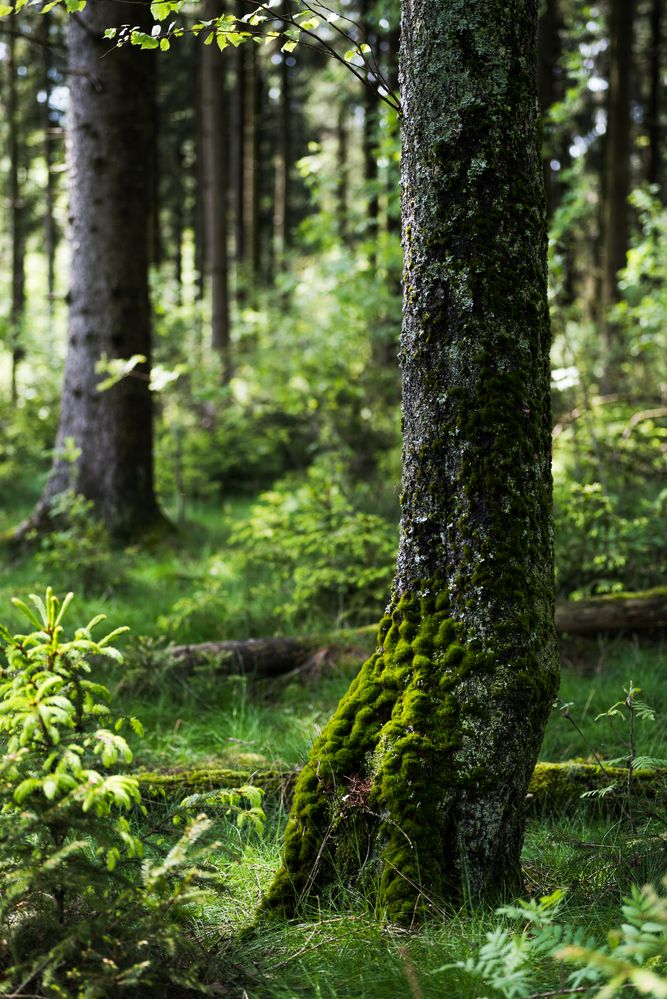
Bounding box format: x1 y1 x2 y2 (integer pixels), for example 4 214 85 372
150 0 182 21
0 5 14 16
11 598 44 631
281 39 297 53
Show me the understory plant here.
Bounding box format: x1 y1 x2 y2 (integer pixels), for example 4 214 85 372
444 882 667 998
0 589 222 997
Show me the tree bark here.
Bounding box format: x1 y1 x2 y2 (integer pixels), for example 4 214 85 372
19 0 165 541
200 1 232 377
264 0 558 923
600 0 635 393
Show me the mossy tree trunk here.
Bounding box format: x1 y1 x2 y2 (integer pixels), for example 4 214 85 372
264 0 559 924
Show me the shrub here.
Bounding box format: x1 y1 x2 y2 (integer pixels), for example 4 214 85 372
0 589 222 997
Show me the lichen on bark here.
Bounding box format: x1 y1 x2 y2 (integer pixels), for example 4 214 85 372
263 0 559 923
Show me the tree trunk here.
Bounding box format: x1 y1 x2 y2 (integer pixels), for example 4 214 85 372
361 0 379 264
232 2 245 289
600 0 635 393
273 46 291 269
264 0 558 923
39 15 58 316
8 15 26 404
647 0 662 189
537 0 563 217
20 0 164 540
336 102 350 245
200 1 232 377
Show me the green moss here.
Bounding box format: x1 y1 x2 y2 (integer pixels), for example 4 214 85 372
262 583 556 924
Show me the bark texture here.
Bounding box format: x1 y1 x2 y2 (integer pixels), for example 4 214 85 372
30 1 163 539
264 0 559 923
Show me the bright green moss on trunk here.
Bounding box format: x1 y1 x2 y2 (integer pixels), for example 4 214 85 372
264 585 556 923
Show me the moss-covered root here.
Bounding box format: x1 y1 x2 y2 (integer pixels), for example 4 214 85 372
262 588 558 924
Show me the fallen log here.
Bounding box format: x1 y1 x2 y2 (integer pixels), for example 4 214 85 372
162 592 666 678
167 637 315 678
136 761 667 813
166 628 376 678
555 587 667 636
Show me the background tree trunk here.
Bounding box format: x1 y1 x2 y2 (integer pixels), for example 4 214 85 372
647 0 662 189
264 0 559 923
23 0 164 540
8 15 26 403
200 1 232 377
600 0 635 393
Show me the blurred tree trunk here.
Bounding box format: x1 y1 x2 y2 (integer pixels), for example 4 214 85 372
149 60 163 268
232 0 245 290
18 0 165 540
360 0 379 265
8 16 26 403
200 2 231 377
264 0 558 923
537 0 563 217
39 15 58 317
243 41 260 283
647 0 662 189
273 48 291 269
600 0 635 393
336 101 350 245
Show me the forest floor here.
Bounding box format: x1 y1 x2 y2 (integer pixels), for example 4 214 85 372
1 495 666 997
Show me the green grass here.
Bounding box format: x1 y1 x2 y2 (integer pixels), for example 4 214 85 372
1 492 666 997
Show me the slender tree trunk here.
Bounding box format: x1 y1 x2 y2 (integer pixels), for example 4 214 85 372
173 143 185 305
273 47 291 269
39 16 58 316
8 16 26 403
361 0 379 264
243 41 260 282
200 1 232 378
264 0 558 923
193 53 206 306
647 0 662 189
600 0 635 393
336 102 350 245
537 0 563 217
21 0 165 540
232 1 245 289
150 59 163 268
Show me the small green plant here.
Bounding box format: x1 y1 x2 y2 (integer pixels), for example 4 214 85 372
33 490 124 594
438 881 667 998
0 588 224 997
